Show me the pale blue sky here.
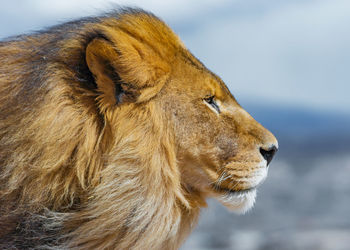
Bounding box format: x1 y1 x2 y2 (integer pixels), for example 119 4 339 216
1 0 349 114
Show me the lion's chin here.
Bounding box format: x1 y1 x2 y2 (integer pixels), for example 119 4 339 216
214 188 257 214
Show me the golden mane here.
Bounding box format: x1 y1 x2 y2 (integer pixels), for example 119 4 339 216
0 9 195 249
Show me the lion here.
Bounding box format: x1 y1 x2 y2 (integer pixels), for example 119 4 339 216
0 8 278 249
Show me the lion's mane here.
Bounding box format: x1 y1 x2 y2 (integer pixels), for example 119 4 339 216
0 8 196 249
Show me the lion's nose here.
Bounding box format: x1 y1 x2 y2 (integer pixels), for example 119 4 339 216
259 145 278 166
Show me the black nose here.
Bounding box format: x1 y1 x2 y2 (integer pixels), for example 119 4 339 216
260 146 278 166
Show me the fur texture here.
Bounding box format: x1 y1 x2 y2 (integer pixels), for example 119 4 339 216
0 8 277 249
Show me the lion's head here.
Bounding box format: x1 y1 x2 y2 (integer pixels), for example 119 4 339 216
86 11 278 214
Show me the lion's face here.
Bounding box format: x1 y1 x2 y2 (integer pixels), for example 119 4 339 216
160 57 278 213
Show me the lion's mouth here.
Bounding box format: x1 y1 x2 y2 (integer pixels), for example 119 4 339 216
211 185 256 195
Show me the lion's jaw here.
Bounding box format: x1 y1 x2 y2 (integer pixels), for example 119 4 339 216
180 155 269 214
210 158 269 213
210 164 268 213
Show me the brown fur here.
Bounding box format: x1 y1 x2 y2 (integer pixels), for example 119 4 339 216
0 8 277 249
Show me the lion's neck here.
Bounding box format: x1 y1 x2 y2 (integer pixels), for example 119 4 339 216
59 127 199 249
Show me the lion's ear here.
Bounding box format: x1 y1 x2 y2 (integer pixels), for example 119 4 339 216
86 37 169 109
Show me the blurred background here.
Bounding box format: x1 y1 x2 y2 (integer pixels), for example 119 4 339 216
1 1 349 249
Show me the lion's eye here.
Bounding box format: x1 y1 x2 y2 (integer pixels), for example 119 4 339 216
204 95 220 114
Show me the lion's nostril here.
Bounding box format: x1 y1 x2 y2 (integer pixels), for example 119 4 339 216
259 146 278 166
